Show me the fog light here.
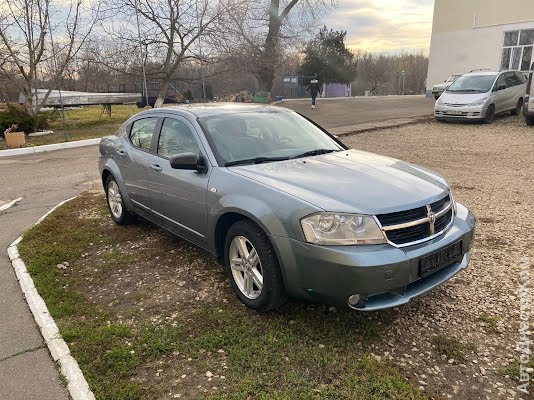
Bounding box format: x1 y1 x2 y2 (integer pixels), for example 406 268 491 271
348 294 360 306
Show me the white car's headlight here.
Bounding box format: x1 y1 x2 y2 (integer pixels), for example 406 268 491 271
301 213 386 245
469 97 488 107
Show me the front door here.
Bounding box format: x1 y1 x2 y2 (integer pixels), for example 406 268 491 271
146 116 210 247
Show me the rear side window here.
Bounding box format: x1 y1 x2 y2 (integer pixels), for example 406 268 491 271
515 71 527 84
130 118 158 151
505 72 522 87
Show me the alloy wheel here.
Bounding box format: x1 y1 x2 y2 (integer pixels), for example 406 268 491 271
107 180 123 219
229 236 263 299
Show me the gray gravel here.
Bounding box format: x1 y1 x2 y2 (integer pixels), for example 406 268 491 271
342 115 534 400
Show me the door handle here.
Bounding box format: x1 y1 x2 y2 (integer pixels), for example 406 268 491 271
117 149 126 157
149 163 162 172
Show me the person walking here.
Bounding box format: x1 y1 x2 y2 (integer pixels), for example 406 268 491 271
306 79 321 109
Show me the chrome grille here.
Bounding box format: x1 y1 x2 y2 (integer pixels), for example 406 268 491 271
377 194 454 247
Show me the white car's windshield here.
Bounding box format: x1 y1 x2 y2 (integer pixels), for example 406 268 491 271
199 111 343 166
447 75 497 93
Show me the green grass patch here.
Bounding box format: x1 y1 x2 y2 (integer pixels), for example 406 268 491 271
18 192 429 400
430 335 476 362
478 314 501 333
0 105 139 149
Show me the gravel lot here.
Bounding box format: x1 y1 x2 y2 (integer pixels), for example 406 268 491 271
342 115 534 400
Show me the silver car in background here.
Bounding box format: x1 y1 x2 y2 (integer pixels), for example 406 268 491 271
434 70 527 123
432 74 462 100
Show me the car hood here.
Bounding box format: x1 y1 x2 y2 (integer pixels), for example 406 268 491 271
439 91 490 104
228 150 449 214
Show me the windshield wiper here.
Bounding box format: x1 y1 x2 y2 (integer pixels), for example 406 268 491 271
225 156 289 167
291 149 338 159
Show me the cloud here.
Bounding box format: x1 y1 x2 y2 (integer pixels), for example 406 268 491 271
322 0 435 53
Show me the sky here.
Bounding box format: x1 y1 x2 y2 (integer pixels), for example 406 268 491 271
322 0 435 53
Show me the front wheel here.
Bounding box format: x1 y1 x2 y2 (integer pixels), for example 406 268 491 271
224 220 287 312
511 99 523 116
526 116 534 126
484 105 495 124
105 175 135 225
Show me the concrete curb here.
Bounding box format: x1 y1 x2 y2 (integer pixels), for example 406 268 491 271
332 116 432 137
0 138 100 158
7 197 95 400
0 197 23 213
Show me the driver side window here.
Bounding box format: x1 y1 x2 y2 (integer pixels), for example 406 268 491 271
157 118 200 159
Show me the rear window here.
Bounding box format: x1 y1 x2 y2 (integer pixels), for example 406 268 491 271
130 118 158 151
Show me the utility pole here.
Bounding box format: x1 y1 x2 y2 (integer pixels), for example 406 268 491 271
195 1 206 102
134 0 149 107
400 70 406 95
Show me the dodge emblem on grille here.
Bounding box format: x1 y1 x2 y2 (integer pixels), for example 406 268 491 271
426 205 436 235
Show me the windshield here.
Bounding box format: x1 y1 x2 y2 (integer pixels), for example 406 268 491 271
446 74 497 93
199 111 343 166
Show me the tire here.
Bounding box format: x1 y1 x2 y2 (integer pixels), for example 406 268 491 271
105 175 135 225
434 95 440 100
484 104 495 124
526 116 534 126
224 220 287 312
511 99 523 116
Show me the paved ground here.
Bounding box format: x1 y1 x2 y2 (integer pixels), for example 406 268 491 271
0 146 99 399
279 95 435 128
0 96 434 398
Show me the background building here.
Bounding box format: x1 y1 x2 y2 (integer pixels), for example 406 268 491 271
426 0 534 95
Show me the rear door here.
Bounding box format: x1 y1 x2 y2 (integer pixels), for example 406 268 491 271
504 72 521 110
116 117 160 214
146 115 211 247
493 74 508 113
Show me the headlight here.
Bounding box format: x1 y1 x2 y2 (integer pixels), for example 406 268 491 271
469 97 488 107
301 213 386 245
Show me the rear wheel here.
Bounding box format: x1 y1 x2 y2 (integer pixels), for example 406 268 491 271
484 105 495 124
526 116 534 126
511 99 523 116
224 220 287 312
105 175 135 225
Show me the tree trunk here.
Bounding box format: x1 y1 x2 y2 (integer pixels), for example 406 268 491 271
154 80 171 108
256 6 282 93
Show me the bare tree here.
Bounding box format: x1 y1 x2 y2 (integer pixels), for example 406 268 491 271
0 0 101 114
223 0 335 92
358 53 389 94
113 0 239 108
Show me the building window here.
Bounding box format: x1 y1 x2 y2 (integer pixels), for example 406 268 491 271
502 29 534 71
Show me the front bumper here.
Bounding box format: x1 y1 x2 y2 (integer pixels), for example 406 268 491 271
271 203 476 311
434 104 487 120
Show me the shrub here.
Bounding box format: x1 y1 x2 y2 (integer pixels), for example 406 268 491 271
0 104 49 137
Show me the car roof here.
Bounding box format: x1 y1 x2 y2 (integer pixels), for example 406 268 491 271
138 103 290 119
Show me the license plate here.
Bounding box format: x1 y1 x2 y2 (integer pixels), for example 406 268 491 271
447 110 463 115
419 241 463 277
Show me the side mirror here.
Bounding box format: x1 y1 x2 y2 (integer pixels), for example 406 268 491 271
497 84 506 91
170 152 207 172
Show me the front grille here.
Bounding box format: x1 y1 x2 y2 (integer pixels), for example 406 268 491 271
444 103 468 107
377 194 453 247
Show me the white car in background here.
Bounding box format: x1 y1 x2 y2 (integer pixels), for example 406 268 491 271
432 74 462 100
434 70 527 124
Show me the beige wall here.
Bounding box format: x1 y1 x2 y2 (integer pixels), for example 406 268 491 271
432 0 534 34
427 0 534 92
